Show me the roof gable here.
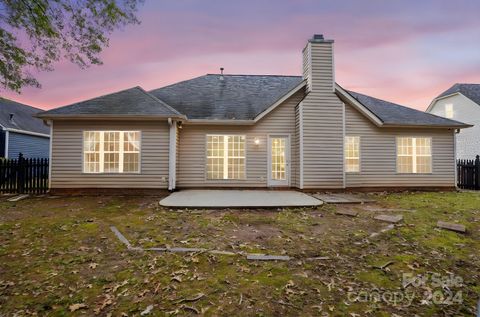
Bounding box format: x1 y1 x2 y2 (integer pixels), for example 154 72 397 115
435 83 480 105
0 98 49 135
149 74 304 120
38 86 183 118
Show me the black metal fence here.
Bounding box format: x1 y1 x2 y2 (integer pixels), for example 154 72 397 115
457 155 480 190
0 153 49 194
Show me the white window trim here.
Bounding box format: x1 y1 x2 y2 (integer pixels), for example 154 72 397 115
396 137 432 174
82 130 141 174
345 135 361 173
205 134 246 180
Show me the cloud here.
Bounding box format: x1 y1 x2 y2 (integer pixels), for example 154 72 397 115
2 0 480 111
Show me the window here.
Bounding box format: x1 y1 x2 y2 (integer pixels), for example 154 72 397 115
397 137 431 173
83 131 140 173
345 136 360 172
445 104 453 118
207 135 245 180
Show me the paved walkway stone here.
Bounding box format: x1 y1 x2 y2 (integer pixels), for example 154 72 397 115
374 214 403 223
313 193 375 204
7 194 29 202
437 221 466 233
246 254 290 261
335 209 358 217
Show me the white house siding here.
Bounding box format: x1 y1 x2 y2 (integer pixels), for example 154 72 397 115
428 94 480 160
345 104 456 188
176 90 303 188
50 120 170 189
301 40 344 189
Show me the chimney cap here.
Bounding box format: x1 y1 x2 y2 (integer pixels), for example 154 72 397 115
309 34 334 43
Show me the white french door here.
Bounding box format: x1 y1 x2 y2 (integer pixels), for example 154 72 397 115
268 135 290 186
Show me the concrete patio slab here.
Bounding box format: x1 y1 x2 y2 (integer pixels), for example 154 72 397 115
312 193 375 204
159 190 323 208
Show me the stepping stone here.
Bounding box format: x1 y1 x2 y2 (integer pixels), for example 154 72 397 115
305 256 330 261
374 214 403 223
437 221 466 233
246 254 290 261
314 193 375 204
7 194 29 202
209 250 236 256
168 247 205 253
335 209 358 217
110 226 134 249
369 224 395 238
148 247 168 252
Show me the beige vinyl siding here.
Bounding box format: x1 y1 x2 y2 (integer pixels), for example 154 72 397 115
345 104 455 187
177 90 303 188
51 120 170 188
301 41 344 189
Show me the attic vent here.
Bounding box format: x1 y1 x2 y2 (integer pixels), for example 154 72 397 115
9 113 14 122
220 67 224 81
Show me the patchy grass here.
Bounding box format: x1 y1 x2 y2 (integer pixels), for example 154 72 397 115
0 191 479 316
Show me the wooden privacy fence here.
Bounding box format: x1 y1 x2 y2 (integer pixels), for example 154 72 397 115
457 155 480 190
0 153 49 194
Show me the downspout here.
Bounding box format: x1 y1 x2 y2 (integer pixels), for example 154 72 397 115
4 130 9 158
168 118 177 191
48 120 53 190
454 128 459 189
342 102 346 189
299 102 304 189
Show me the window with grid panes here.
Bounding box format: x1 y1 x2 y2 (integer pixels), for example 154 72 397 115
83 131 140 173
206 135 245 180
345 136 360 172
396 137 432 173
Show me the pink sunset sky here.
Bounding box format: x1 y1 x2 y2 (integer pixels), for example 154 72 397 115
2 0 480 111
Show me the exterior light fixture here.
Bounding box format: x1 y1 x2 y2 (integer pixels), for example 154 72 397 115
254 137 260 145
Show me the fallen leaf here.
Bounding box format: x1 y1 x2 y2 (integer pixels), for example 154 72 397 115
69 303 87 312
176 293 205 304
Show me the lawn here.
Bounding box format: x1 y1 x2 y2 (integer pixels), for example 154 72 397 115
0 191 479 316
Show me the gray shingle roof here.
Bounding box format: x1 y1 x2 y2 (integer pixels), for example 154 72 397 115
436 83 480 105
149 74 304 120
0 98 49 135
346 90 468 127
38 86 183 118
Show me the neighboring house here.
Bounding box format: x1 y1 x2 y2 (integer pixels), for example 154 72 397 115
37 34 470 193
426 84 480 160
0 98 50 158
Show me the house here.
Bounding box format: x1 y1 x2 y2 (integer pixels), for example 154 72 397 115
426 84 480 160
37 34 470 193
0 97 50 159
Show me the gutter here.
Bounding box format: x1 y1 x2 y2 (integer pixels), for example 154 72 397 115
185 119 255 125
381 123 473 129
2 127 50 138
34 114 187 121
